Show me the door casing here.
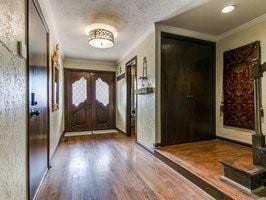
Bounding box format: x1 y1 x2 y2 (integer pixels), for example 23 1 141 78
126 56 138 138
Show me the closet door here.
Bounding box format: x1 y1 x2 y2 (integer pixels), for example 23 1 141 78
161 36 190 145
161 33 215 146
187 42 215 141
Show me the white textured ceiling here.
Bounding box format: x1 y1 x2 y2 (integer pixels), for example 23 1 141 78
161 0 266 36
48 0 210 62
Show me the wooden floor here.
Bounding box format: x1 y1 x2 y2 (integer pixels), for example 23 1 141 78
38 132 213 200
155 139 262 200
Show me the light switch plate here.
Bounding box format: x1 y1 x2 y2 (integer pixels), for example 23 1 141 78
18 41 27 59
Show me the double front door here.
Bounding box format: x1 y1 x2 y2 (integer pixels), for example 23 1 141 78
65 69 115 132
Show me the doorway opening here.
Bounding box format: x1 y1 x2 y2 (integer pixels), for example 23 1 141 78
126 56 137 138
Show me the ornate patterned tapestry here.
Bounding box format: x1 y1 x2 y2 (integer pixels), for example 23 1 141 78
223 41 260 130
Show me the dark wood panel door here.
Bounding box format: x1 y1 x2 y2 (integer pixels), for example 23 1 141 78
161 33 215 146
162 37 190 144
92 72 115 130
65 70 115 132
65 70 92 132
188 42 215 141
28 0 49 199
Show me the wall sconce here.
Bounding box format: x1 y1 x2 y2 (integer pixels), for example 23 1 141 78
136 57 153 95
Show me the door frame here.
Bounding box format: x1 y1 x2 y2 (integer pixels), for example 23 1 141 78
64 68 116 132
126 56 138 137
26 0 50 199
160 32 216 146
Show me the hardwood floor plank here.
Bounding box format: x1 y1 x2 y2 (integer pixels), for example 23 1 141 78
38 133 213 200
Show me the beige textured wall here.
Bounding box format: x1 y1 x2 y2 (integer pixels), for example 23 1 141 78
0 1 64 199
216 20 266 144
64 58 116 71
0 0 27 199
116 28 156 150
37 0 65 158
49 42 64 158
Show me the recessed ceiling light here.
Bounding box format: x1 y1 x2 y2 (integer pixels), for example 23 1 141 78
221 5 236 14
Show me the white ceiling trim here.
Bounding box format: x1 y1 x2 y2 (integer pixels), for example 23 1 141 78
217 14 266 41
38 0 64 56
155 23 219 42
117 24 155 64
159 0 212 23
156 12 266 43
64 57 116 66
122 13 266 64
117 19 219 64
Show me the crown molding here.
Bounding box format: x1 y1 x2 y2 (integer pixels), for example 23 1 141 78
117 24 155 64
218 14 266 41
38 0 64 57
155 23 219 42
64 57 116 66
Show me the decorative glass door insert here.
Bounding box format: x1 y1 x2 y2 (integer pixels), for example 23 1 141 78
72 77 87 107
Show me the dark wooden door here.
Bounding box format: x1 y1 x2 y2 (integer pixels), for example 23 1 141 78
188 42 215 141
28 0 49 199
162 38 190 144
92 72 115 130
161 33 215 146
65 70 115 132
65 70 93 131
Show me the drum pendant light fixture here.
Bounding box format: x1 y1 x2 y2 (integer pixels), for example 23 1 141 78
88 28 114 49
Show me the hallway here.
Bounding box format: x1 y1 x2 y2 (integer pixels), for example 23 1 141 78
2 0 266 199
38 133 213 200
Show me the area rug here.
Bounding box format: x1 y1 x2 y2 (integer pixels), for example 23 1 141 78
223 41 260 130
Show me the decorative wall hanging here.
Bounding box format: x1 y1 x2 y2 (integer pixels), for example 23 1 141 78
116 73 125 81
223 41 260 130
136 57 153 95
51 44 61 111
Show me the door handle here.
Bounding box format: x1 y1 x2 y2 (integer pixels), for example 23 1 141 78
31 93 38 106
30 109 40 117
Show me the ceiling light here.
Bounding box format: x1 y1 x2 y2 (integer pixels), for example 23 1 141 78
221 5 236 14
85 23 118 38
88 29 114 49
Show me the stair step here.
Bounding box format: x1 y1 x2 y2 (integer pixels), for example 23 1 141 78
221 160 266 191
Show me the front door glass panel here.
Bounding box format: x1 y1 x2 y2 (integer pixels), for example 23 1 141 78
72 77 87 107
96 78 109 106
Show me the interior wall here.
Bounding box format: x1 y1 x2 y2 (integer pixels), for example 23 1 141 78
0 0 27 199
0 0 64 198
38 0 65 158
64 58 116 71
49 42 64 158
116 26 156 150
216 20 266 144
